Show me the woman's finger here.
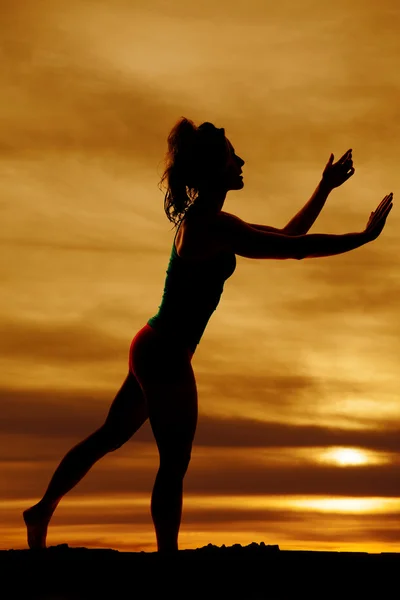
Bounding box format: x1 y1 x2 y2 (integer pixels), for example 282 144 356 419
369 203 392 228
374 203 392 223
373 202 388 220
375 194 393 214
382 202 393 215
338 149 352 163
374 203 392 222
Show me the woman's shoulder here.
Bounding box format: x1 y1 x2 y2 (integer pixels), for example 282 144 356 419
175 208 231 260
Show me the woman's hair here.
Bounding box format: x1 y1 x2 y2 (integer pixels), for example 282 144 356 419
159 117 228 226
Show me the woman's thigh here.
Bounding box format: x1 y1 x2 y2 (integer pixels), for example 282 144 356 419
129 325 198 458
144 367 198 461
103 372 148 433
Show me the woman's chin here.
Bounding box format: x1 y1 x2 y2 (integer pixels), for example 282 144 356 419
228 179 244 191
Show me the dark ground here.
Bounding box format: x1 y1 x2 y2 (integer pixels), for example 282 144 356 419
1 542 398 599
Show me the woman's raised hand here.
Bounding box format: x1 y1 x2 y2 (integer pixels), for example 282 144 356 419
363 193 393 241
322 149 355 189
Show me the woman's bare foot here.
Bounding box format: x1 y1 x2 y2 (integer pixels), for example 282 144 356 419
23 503 53 549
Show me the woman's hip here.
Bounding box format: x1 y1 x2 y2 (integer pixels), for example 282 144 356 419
129 323 194 384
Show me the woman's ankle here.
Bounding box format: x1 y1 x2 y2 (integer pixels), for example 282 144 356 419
29 499 56 517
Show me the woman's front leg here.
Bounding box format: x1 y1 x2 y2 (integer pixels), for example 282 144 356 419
146 374 198 553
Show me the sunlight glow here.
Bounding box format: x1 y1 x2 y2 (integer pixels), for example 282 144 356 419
319 447 371 466
4 494 400 515
289 497 397 514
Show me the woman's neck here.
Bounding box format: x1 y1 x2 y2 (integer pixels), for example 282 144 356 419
194 189 226 214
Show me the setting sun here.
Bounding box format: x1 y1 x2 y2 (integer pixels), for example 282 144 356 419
320 447 370 466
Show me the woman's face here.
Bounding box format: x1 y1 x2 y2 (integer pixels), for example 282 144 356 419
224 139 245 191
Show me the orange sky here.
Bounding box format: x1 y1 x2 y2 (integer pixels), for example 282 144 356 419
1 0 400 552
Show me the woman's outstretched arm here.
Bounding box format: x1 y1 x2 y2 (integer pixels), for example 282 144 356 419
215 193 393 260
282 179 332 235
282 149 355 235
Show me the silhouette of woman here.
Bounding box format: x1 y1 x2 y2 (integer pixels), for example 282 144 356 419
23 117 393 553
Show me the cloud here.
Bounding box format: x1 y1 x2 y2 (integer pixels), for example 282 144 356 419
0 65 178 164
2 0 399 174
186 462 400 497
195 415 400 453
0 2 185 165
0 318 127 364
361 528 400 544
4 453 399 501
2 382 400 503
2 383 400 451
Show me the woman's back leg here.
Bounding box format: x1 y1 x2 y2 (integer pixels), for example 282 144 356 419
23 372 148 548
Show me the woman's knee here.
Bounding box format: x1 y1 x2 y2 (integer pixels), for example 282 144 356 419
159 447 192 476
96 423 133 453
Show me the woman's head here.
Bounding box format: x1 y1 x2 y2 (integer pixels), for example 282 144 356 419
160 117 245 226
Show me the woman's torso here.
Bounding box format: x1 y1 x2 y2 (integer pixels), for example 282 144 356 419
145 204 236 353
